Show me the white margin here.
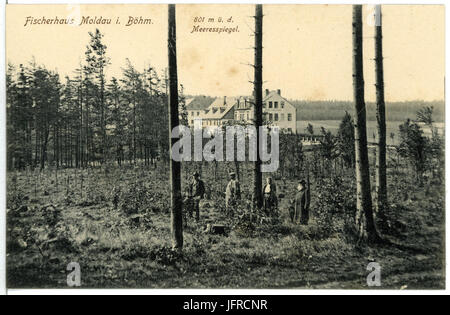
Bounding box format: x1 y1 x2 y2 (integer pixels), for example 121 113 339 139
1 0 449 296
0 0 6 297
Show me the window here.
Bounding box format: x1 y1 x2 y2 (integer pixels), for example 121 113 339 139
240 114 244 120
274 101 278 109
269 102 273 108
280 113 285 121
281 102 285 109
274 113 279 121
191 111 195 116
197 112 200 116
269 113 273 121
191 120 194 125
246 113 249 120
263 102 266 108
288 128 292 133
288 113 292 121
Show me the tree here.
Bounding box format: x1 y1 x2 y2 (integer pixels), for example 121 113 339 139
30 67 61 170
352 5 380 243
121 59 142 164
318 127 336 161
398 119 428 179
6 63 16 170
85 29 110 164
336 112 355 168
416 106 434 126
252 4 263 209
374 4 388 217
179 84 188 126
107 77 127 165
168 4 183 250
306 123 314 136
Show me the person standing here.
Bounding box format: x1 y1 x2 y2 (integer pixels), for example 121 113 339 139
188 171 205 221
225 172 241 216
263 177 278 214
291 180 310 225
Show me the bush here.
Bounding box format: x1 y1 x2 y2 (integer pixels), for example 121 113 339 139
314 176 356 238
7 175 28 211
231 200 282 237
121 243 183 266
117 179 170 216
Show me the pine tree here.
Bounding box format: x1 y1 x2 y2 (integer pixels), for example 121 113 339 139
168 4 183 250
375 5 388 219
253 4 264 209
352 5 380 243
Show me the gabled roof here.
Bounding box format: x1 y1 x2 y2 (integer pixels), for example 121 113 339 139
263 90 296 110
235 96 254 110
203 97 237 120
264 90 285 102
186 96 215 111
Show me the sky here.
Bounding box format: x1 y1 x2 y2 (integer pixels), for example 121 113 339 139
6 4 445 102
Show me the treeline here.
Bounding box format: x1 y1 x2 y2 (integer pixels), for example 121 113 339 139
291 100 445 122
6 29 183 171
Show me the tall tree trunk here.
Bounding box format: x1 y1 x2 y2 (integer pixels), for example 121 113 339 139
100 69 106 164
352 5 380 243
168 4 183 250
375 5 388 220
253 4 263 209
133 93 137 164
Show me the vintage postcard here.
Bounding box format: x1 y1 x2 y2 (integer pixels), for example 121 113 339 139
4 3 445 293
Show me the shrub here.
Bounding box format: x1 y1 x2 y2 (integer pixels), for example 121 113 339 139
117 180 170 216
7 175 28 211
231 200 282 237
314 176 356 238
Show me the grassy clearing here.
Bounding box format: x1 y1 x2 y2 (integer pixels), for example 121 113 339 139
6 162 445 289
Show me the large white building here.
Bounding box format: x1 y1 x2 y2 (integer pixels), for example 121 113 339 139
186 89 297 133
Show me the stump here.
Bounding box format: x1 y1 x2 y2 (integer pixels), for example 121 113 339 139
205 224 227 236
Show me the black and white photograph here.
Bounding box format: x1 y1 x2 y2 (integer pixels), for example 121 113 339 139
2 2 447 294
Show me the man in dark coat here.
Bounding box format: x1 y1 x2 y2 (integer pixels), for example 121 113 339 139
291 180 310 225
188 172 205 221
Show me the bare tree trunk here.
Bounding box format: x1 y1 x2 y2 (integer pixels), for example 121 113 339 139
375 5 388 220
253 4 263 209
352 5 380 243
168 4 183 250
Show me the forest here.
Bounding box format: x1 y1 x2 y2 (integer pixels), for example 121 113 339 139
6 5 445 289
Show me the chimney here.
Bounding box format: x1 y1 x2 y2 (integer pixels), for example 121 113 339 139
265 89 270 96
223 96 227 105
277 89 281 96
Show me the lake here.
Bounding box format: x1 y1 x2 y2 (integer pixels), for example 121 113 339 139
296 120 444 146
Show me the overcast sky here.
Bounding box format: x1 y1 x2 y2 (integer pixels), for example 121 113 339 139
6 4 445 102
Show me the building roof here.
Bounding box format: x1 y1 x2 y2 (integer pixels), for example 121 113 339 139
203 97 237 120
264 90 284 101
186 96 215 111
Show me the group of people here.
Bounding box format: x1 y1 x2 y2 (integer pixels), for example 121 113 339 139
186 171 310 225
